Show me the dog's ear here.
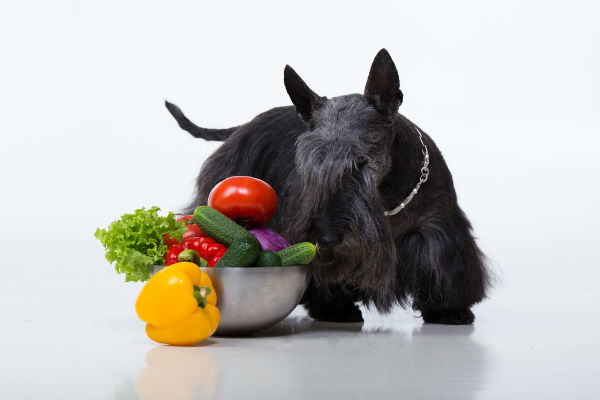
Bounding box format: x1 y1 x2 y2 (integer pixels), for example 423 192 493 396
284 65 324 123
364 49 403 120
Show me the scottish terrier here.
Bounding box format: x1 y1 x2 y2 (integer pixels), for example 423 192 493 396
166 49 490 325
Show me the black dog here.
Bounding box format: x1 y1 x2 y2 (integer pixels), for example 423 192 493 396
166 49 490 325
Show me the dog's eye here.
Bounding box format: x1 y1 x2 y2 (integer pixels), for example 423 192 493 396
354 159 367 171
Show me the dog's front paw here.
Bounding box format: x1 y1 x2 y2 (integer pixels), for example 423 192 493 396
307 304 364 323
421 308 475 325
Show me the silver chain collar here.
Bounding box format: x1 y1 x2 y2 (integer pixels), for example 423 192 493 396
384 127 430 216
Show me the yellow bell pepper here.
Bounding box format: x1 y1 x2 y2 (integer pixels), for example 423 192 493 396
135 262 220 345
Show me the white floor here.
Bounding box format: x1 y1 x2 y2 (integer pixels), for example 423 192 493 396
2 296 599 400
1 206 599 399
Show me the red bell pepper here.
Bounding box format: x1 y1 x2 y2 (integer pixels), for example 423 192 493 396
165 243 184 265
163 215 205 246
165 237 227 267
179 215 205 241
207 247 227 267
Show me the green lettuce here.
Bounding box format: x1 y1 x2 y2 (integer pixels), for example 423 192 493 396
95 206 187 282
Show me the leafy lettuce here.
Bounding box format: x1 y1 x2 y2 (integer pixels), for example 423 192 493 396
95 206 187 282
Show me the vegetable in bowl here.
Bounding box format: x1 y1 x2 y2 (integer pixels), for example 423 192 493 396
95 206 187 281
192 205 316 267
248 228 290 252
208 176 278 228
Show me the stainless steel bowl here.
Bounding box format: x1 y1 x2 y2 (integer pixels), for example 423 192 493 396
149 264 310 336
200 266 309 336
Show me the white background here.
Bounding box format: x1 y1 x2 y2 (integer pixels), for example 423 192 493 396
1 1 599 399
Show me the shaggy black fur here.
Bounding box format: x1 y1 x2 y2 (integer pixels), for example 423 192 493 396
166 49 490 325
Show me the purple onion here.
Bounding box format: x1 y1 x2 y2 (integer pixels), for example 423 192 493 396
248 228 291 252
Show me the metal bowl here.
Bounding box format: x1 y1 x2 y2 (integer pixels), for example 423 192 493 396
200 266 309 336
149 264 310 336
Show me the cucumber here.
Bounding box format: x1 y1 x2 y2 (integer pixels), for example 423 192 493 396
255 250 282 267
215 236 261 268
193 206 254 246
276 242 316 266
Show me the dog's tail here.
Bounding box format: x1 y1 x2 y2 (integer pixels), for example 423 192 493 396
165 101 239 141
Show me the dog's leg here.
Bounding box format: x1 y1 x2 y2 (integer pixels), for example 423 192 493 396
396 213 489 325
300 281 364 322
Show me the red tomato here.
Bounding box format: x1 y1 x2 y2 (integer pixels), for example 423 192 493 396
208 176 278 228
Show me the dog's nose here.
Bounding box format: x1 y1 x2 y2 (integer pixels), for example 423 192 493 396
319 232 342 247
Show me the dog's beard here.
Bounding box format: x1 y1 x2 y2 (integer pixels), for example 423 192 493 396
285 187 398 312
